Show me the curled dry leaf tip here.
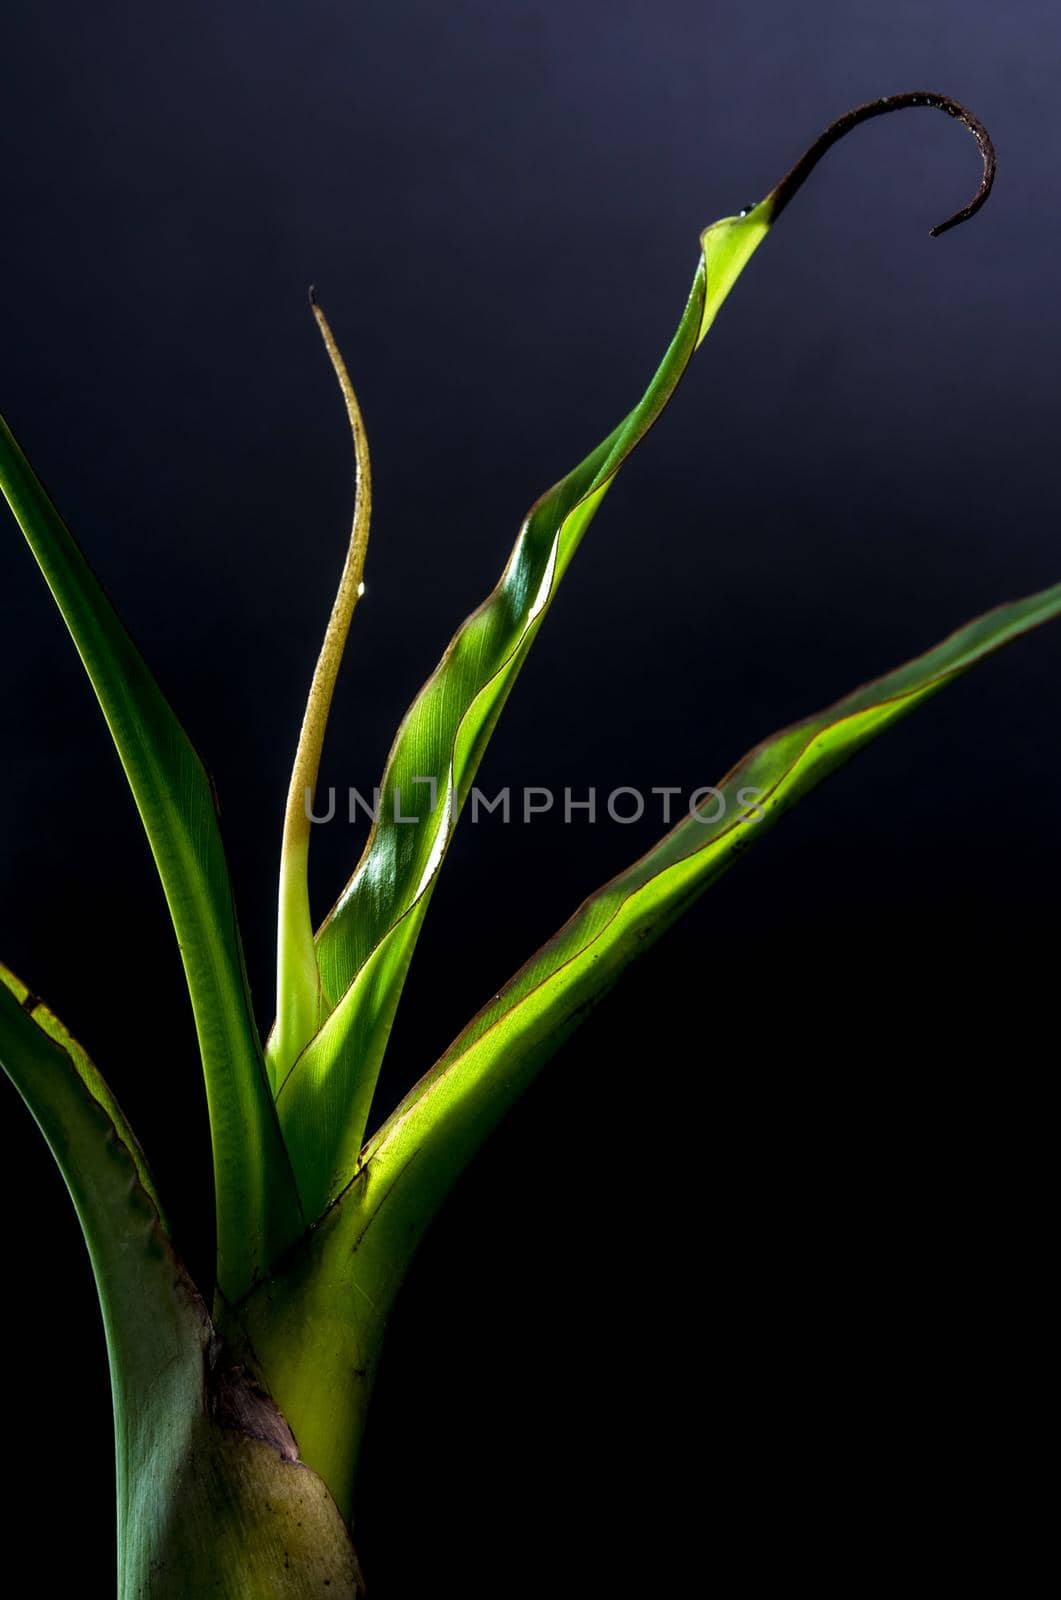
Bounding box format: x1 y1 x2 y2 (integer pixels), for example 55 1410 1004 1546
768 92 996 237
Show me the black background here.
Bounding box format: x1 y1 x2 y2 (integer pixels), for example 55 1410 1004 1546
0 3 1055 1592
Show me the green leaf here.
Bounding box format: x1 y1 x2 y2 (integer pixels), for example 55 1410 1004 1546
0 964 206 1578
273 200 773 1219
0 966 364 1596
357 581 1061 1248
0 960 167 1240
0 419 301 1298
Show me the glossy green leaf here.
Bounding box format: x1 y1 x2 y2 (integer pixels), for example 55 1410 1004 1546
0 420 301 1298
359 581 1061 1236
273 200 773 1219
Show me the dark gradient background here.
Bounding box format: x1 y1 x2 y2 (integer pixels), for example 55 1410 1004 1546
0 3 1055 1592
